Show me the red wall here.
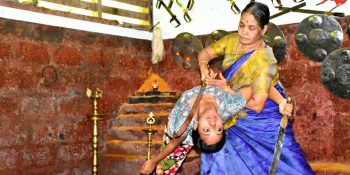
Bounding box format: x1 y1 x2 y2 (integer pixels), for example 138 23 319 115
278 19 350 163
0 17 152 174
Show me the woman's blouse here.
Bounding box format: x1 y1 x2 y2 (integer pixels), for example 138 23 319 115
209 33 279 94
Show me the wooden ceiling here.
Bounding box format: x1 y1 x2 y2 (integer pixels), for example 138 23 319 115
2 0 152 31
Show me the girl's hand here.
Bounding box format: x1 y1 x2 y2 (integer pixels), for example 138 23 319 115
140 159 157 174
156 164 164 175
205 73 228 90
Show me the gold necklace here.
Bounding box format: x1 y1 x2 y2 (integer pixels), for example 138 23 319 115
232 38 263 64
240 39 262 52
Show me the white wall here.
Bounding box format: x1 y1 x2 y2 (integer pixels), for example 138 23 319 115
0 1 348 40
153 0 350 39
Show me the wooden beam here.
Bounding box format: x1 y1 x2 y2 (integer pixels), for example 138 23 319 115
112 0 149 8
102 6 149 20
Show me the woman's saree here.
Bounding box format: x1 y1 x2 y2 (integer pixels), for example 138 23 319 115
200 47 315 175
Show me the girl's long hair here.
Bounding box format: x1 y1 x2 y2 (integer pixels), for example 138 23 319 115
192 129 225 153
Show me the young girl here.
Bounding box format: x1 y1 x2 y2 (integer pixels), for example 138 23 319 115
140 78 292 174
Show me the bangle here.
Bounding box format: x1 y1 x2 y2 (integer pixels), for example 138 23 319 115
198 60 208 68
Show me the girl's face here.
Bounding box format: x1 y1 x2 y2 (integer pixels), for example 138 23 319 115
238 12 267 46
197 109 224 145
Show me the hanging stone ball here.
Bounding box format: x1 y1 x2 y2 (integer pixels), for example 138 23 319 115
329 31 343 45
183 33 192 44
320 49 350 98
295 33 308 45
321 67 336 82
314 48 328 61
341 49 350 63
296 15 343 62
263 35 273 47
337 64 350 86
308 29 328 46
212 31 223 41
182 54 193 70
308 15 323 28
182 60 192 69
274 36 286 48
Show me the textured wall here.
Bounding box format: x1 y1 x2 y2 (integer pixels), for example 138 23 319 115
0 17 152 174
277 19 350 164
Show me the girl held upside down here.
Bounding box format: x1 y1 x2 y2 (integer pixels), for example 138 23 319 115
140 71 292 175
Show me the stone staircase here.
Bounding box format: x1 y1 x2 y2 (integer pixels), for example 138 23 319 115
100 91 200 175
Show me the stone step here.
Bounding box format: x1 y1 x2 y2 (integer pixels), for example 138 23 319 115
105 139 163 155
114 112 169 127
134 91 177 96
128 95 178 104
104 150 200 160
105 139 201 156
100 152 200 175
105 139 201 157
119 102 175 114
109 125 165 141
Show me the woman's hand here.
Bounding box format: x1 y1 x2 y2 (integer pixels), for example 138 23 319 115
200 65 218 83
199 63 210 81
205 73 227 90
279 99 294 117
140 159 157 174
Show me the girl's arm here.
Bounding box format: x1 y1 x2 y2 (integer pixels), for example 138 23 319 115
140 136 186 174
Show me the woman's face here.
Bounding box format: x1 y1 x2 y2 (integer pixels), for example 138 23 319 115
197 109 224 145
238 12 266 45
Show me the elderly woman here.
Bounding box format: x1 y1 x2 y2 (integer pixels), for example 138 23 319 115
198 2 315 175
